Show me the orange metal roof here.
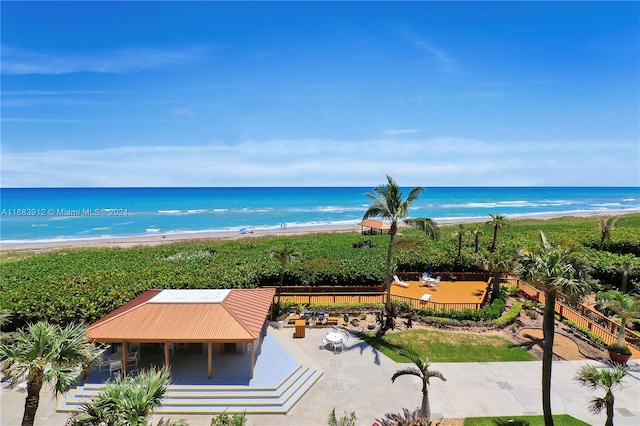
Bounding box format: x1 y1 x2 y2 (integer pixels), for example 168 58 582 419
358 219 391 230
87 287 275 343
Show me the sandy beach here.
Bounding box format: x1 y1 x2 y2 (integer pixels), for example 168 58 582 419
1 209 637 253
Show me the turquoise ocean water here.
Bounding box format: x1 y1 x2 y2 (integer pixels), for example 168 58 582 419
1 187 639 243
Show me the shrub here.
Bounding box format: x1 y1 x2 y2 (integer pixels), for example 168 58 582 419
493 301 523 328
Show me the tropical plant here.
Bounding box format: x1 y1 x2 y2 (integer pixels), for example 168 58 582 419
471 226 484 254
376 408 427 426
210 409 248 426
615 255 638 293
598 216 620 250
487 213 508 253
517 231 592 426
596 290 640 350
451 224 468 258
0 322 102 426
404 217 440 242
66 367 172 426
574 364 627 426
327 407 358 426
391 348 446 424
477 250 517 302
270 244 297 307
362 175 424 310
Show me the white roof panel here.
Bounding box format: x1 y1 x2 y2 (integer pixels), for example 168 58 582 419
149 289 230 303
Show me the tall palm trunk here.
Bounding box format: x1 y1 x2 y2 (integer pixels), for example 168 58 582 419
621 270 629 293
491 225 498 252
605 392 614 426
276 266 285 306
492 271 502 301
22 379 43 426
542 290 556 426
385 225 397 311
421 383 431 424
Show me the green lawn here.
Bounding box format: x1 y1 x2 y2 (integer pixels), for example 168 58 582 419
463 414 590 425
361 329 537 362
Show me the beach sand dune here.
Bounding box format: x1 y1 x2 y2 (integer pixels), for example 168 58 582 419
1 210 636 254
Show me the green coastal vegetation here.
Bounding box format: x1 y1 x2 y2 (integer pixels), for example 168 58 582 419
2 214 640 329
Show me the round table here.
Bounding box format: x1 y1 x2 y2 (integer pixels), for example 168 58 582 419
326 332 344 344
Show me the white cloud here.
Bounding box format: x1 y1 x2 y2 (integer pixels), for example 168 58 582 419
2 137 638 187
1 45 206 75
383 129 422 135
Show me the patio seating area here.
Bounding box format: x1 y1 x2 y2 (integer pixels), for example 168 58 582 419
390 278 488 307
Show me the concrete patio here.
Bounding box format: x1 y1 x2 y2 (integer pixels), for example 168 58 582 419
2 326 639 426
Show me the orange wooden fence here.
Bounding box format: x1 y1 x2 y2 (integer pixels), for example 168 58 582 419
504 277 640 350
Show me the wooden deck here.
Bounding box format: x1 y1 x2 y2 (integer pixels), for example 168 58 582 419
277 280 490 310
390 280 489 306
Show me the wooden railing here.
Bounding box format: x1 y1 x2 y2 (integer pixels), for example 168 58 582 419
504 276 640 350
391 294 482 311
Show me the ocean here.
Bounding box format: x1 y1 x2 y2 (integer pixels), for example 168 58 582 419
1 187 639 244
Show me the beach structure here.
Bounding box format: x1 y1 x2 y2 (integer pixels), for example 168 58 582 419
86 287 275 379
358 219 391 235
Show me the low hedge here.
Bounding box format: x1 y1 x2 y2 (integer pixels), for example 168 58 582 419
493 301 523 328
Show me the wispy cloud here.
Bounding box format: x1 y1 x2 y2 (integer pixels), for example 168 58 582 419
1 45 206 75
383 129 422 136
402 30 453 70
2 138 637 187
170 108 196 118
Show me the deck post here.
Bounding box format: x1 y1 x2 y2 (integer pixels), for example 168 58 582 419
122 341 128 375
207 342 213 379
164 341 170 367
250 340 255 379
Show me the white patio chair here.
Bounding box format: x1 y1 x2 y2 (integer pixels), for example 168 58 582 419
333 341 344 354
98 358 111 372
319 335 329 350
127 350 139 367
343 331 350 347
110 360 122 376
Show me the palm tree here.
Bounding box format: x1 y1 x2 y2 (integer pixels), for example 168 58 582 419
487 213 508 253
67 367 172 426
596 290 640 349
615 255 638 293
391 348 446 424
363 175 424 310
597 215 619 250
404 217 440 242
450 224 468 258
477 250 516 302
0 322 102 426
471 226 483 254
270 244 297 307
575 364 627 426
518 231 592 426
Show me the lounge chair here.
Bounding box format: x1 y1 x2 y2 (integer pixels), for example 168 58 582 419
420 294 432 301
393 275 409 288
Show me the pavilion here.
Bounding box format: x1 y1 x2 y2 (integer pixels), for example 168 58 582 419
357 219 391 235
86 287 276 379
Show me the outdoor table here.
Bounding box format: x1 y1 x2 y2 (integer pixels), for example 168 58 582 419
326 332 344 345
294 319 306 338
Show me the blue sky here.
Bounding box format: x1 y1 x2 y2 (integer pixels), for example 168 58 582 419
1 1 638 187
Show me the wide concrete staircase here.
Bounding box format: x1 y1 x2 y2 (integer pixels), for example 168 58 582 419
58 328 323 415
